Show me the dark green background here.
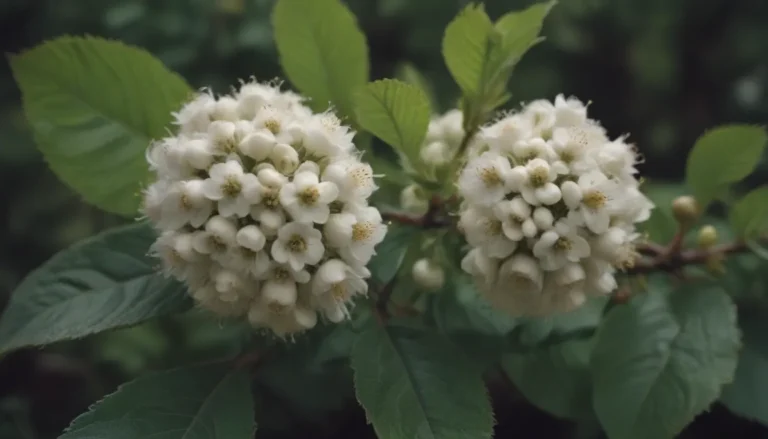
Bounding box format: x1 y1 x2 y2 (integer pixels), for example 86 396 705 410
1 0 767 437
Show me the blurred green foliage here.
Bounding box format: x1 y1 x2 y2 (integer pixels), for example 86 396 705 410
2 0 768 437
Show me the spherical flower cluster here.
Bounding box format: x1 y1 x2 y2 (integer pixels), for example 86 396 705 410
458 95 653 316
142 80 386 337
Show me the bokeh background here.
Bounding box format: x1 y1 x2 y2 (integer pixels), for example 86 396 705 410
1 0 767 437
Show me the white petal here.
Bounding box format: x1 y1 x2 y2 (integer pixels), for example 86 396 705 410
271 240 289 263
536 183 562 205
202 179 224 200
317 182 339 203
561 181 582 209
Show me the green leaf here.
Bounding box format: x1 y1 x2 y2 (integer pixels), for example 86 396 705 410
442 4 494 97
9 36 192 216
368 224 417 286
487 1 556 80
730 186 768 238
272 0 369 119
591 286 740 439
502 338 594 421
685 125 768 208
720 307 768 425
351 322 494 439
62 362 254 438
354 79 431 168
431 274 516 336
0 222 191 354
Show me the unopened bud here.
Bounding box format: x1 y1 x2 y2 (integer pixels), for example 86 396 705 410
412 258 445 292
671 195 700 227
697 225 718 249
400 184 429 215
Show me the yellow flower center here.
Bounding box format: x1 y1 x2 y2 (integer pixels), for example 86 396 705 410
583 190 607 209
352 222 374 242
351 166 372 188
554 237 571 251
331 283 347 301
222 177 242 197
268 302 287 314
263 190 280 208
264 119 280 134
478 166 503 187
209 235 227 251
484 219 503 236
274 267 290 280
299 187 320 205
180 193 192 210
287 234 307 253
529 166 549 187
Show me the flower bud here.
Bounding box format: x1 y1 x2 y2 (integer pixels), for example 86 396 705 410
697 225 719 249
412 258 445 292
671 195 700 227
420 141 451 166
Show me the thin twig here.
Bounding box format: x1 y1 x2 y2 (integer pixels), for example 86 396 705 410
628 241 748 274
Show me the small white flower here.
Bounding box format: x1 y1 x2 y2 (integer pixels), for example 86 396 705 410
481 114 533 154
292 112 355 158
212 268 249 303
525 99 556 136
492 197 536 241
550 126 600 175
207 121 239 156
236 225 267 252
412 258 445 291
595 139 638 181
515 158 562 206
142 180 168 223
554 94 588 127
251 166 289 235
253 105 295 140
427 110 465 147
512 138 554 163
271 222 324 271
325 206 386 264
562 170 618 234
460 248 500 287
460 207 518 258
248 300 317 337
311 259 368 322
280 170 339 223
160 179 214 229
222 245 271 279
532 219 591 270
322 158 376 204
237 82 280 119
173 92 215 135
203 160 261 217
496 254 543 295
584 259 618 296
151 230 202 280
211 96 240 122
180 138 215 170
458 151 512 206
193 215 238 255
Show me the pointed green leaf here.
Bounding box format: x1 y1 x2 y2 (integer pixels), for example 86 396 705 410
62 363 255 439
272 0 369 120
489 1 556 76
0 222 191 354
351 322 494 439
502 338 593 421
591 286 740 439
686 125 768 208
9 36 192 216
441 4 494 97
730 186 768 238
368 224 417 286
354 79 430 168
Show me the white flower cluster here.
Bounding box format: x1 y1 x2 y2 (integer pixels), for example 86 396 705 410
458 95 653 316
142 81 386 337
